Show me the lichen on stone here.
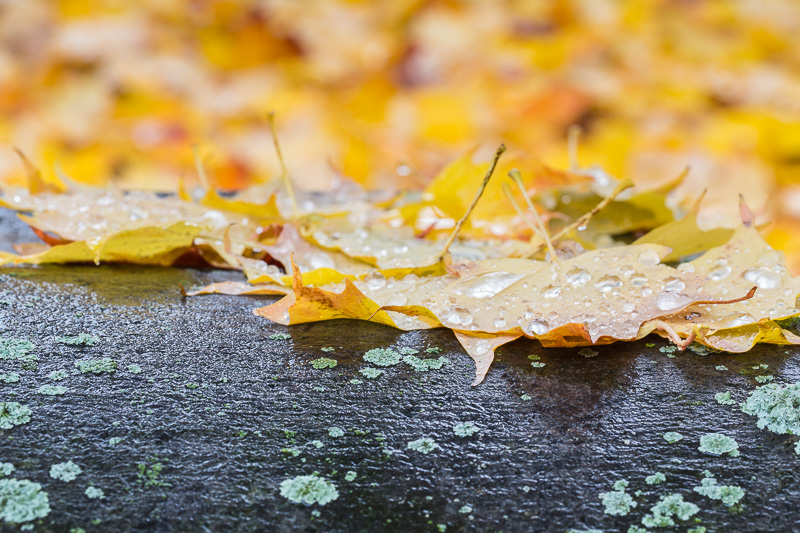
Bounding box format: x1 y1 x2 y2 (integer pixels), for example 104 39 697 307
0 402 31 429
693 473 744 506
363 348 401 366
47 370 67 381
755 375 774 383
714 391 737 405
407 437 439 454
344 471 356 482
715 365 728 371
453 421 480 437
599 479 636 516
0 463 14 477
0 478 50 524
84 486 104 499
698 433 740 457
0 338 36 362
50 461 82 482
268 333 291 340
403 355 448 372
127 364 142 374
359 368 384 379
310 357 337 369
55 333 99 346
0 373 20 384
328 427 344 438
645 472 666 485
641 493 699 528
741 383 800 435
37 385 66 396
74 358 116 374
662 431 684 443
279 474 339 505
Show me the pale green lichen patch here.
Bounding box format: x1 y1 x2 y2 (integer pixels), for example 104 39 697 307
407 437 439 454
50 461 81 482
741 383 800 434
364 348 402 366
55 333 99 346
459 504 473 514
520 394 532 401
0 338 35 362
0 373 20 384
108 437 124 446
645 472 666 485
0 402 31 429
47 370 67 381
693 473 744 506
310 357 337 369
641 493 699 528
715 391 737 405
627 527 647 533
403 355 448 372
84 486 104 499
0 478 50 523
328 427 345 438
599 479 636 516
269 333 291 340
755 375 774 383
37 385 66 396
279 474 338 505
453 421 480 437
715 365 728 371
659 345 678 354
399 347 418 355
74 358 116 374
687 343 718 356
321 347 334 352
530 361 546 368
0 463 14 477
311 440 324 449
349 379 362 385
698 433 740 457
344 471 356 482
752 364 769 370
127 364 142 374
425 347 442 354
663 431 684 443
359 368 384 379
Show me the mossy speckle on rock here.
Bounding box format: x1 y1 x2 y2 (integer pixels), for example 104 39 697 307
279 474 338 505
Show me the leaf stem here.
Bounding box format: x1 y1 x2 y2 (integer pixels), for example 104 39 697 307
508 169 557 260
439 144 506 261
268 112 299 218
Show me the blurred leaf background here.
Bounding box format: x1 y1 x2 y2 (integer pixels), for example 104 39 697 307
1 0 799 266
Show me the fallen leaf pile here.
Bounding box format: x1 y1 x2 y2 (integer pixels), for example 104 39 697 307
2 1 800 270
2 143 798 385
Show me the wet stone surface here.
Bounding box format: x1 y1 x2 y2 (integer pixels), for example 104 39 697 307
1 209 800 532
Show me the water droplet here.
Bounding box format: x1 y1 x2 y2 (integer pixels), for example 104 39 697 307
523 319 550 336
662 277 686 291
441 306 474 327
709 264 732 281
493 317 507 329
453 272 524 299
474 339 491 355
637 249 661 266
743 267 781 289
656 291 692 311
629 273 648 286
758 249 781 266
622 302 636 313
566 267 591 286
722 312 755 328
543 285 561 298
577 224 587 231
363 272 387 291
595 275 622 293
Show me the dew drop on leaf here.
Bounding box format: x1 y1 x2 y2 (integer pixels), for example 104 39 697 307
629 273 648 286
566 267 591 286
441 306 474 327
637 249 661 266
656 291 692 311
722 312 756 328
493 317 507 329
662 277 686 291
523 319 550 336
709 264 732 281
542 285 561 298
743 267 781 289
595 275 622 293
364 272 387 290
455 272 524 298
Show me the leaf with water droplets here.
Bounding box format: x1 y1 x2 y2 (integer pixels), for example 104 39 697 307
640 220 800 351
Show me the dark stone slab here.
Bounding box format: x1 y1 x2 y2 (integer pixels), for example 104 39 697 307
1 207 799 532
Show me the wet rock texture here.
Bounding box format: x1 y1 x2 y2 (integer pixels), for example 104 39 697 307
1 208 800 532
